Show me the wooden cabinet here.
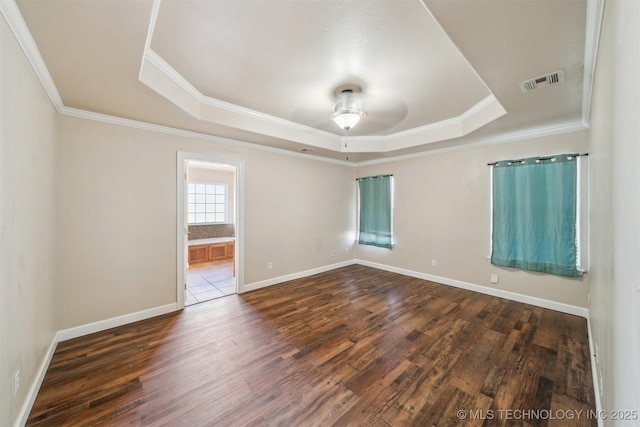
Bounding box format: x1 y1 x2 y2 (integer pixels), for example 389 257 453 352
226 241 234 259
208 243 227 260
188 241 235 265
188 245 209 264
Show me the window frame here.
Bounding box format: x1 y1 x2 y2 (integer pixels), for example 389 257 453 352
356 174 394 249
187 181 228 225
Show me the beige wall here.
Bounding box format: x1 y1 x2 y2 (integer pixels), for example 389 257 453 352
0 17 58 427
243 147 356 280
588 0 640 421
8 3 638 424
356 131 589 308
56 116 355 329
61 114 590 327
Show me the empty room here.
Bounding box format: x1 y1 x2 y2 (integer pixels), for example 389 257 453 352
1 0 639 426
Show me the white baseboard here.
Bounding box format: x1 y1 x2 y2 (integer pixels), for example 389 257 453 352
15 303 179 426
586 316 604 427
356 259 601 417
17 262 594 427
14 334 58 427
241 259 357 293
56 303 179 342
355 259 589 318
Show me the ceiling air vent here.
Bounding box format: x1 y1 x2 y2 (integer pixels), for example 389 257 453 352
519 69 564 93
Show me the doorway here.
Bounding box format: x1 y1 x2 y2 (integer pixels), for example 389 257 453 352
177 152 243 308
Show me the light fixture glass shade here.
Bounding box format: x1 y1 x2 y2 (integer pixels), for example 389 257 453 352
332 109 363 131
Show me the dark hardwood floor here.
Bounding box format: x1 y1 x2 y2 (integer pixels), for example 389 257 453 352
27 265 596 426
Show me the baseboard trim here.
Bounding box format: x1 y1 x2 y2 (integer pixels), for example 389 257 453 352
56 303 179 342
241 260 357 293
14 333 58 427
355 259 589 318
15 303 179 426
17 262 593 426
586 316 604 427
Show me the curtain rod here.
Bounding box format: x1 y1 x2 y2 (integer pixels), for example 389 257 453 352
355 174 393 181
487 152 588 166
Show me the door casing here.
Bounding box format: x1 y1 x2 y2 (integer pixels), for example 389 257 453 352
177 151 244 308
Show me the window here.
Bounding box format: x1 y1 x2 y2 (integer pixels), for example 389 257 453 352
357 175 393 249
188 183 227 224
490 154 581 277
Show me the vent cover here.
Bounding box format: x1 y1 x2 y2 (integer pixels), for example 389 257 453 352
519 70 564 93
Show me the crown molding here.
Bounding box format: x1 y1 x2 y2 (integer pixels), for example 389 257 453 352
5 0 602 166
141 47 507 154
55 107 590 170
581 0 606 127
59 106 354 167
0 0 350 168
139 49 343 152
354 120 588 167
341 94 506 154
143 41 330 141
141 0 506 155
142 49 340 140
0 0 63 111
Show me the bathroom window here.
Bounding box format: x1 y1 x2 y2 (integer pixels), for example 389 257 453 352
188 183 226 224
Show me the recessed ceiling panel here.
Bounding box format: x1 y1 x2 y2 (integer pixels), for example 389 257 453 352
13 0 589 161
151 0 492 136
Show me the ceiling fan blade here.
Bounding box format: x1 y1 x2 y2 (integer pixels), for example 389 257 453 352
356 94 408 133
290 108 342 134
289 89 408 136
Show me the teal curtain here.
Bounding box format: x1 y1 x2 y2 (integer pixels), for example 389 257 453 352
491 155 578 277
358 175 392 249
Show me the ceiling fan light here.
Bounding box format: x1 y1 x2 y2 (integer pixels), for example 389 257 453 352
332 109 363 131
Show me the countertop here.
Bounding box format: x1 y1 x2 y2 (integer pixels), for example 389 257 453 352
188 237 235 246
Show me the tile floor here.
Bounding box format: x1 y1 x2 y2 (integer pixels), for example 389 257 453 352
186 259 236 306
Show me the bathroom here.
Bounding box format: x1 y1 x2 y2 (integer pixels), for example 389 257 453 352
185 160 237 305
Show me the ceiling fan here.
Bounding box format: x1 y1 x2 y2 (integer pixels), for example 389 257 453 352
291 84 408 136
331 88 365 132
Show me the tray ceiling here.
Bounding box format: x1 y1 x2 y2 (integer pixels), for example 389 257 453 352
12 0 591 163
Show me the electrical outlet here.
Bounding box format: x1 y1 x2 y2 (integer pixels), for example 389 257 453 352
431 259 437 267
268 262 273 270
13 370 20 396
490 274 499 284
344 248 349 254
331 250 336 257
